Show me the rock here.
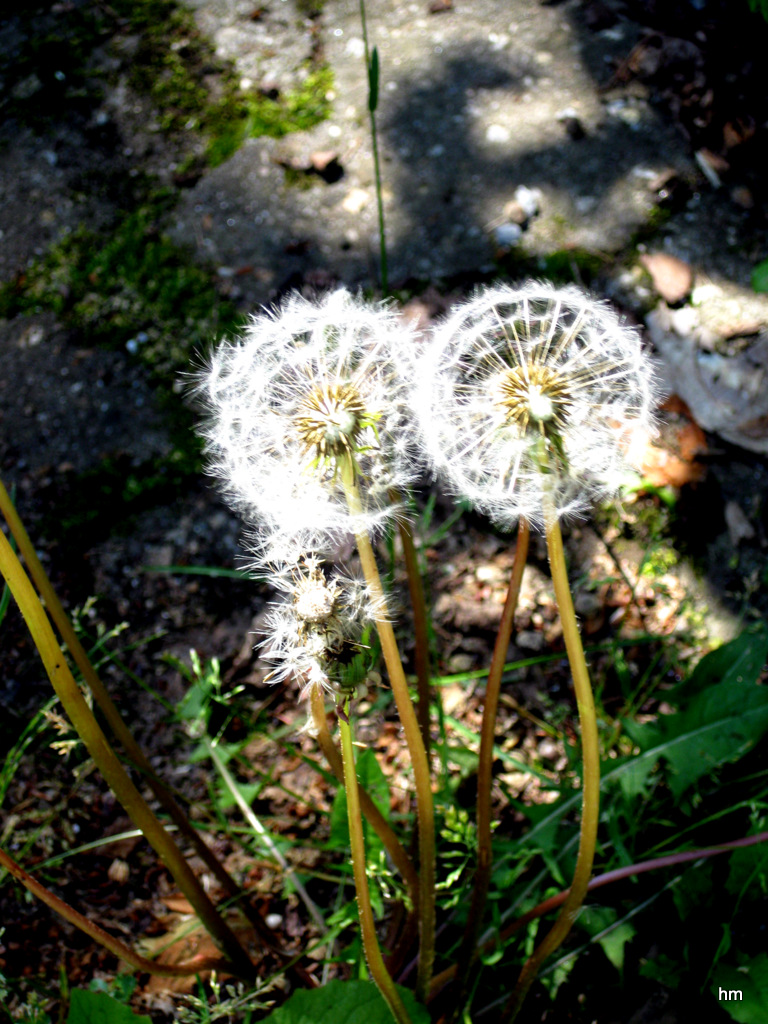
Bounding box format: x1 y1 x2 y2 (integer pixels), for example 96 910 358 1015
341 188 369 214
648 303 768 454
724 501 755 546
730 185 754 209
493 222 523 247
639 252 693 304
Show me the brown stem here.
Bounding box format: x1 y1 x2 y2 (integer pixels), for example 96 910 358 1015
396 511 432 752
0 478 316 987
428 828 768 1001
451 520 529 1015
0 481 244 900
0 845 234 977
0 527 255 979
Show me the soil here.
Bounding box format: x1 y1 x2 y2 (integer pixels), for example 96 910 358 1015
2 0 768 1021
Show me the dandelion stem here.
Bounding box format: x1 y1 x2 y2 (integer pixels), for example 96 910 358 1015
453 518 530 1013
395 504 432 753
0 527 256 981
338 697 412 1024
309 683 420 907
0 478 261 929
503 510 600 1022
341 459 435 1002
0 845 234 977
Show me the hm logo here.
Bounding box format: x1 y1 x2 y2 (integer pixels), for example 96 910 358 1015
719 988 743 1002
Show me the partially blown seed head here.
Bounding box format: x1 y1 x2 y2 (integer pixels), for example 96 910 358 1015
260 556 381 699
417 282 658 528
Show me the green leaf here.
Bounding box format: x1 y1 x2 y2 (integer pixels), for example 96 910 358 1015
639 952 681 987
579 906 636 972
727 837 768 900
368 47 379 112
751 259 768 291
67 990 151 1024
673 859 715 923
623 628 768 797
88 978 137 1005
261 979 429 1024
599 921 636 973
329 747 391 854
712 954 768 1023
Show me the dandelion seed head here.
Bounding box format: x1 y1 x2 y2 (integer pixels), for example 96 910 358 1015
417 282 658 528
192 289 419 550
260 556 380 700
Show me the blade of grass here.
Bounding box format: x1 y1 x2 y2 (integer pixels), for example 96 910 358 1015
203 734 328 935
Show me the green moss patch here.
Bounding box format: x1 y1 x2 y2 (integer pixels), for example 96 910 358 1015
0 195 242 378
204 65 334 168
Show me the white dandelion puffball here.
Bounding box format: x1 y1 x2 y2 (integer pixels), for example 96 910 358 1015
417 282 658 529
193 289 418 549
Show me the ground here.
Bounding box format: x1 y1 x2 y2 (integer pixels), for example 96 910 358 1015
1 1 768 1021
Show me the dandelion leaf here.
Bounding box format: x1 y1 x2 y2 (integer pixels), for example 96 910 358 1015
579 906 636 973
712 954 768 1024
623 627 768 798
261 979 429 1024
751 258 768 293
66 990 150 1024
329 747 390 854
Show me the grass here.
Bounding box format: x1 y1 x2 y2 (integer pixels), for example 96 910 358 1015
3 552 768 1020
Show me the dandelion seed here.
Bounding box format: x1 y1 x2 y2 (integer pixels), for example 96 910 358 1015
192 289 418 552
417 282 658 528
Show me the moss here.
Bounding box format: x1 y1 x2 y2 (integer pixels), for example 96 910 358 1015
51 445 202 547
118 0 221 135
204 65 334 167
538 248 607 284
4 0 331 169
297 0 327 16
0 194 242 378
494 245 608 286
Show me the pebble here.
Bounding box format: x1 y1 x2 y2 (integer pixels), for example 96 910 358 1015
486 124 511 143
724 501 755 546
493 222 523 247
342 188 369 213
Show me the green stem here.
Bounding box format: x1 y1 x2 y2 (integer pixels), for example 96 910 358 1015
359 0 388 294
453 519 530 1011
341 465 435 1000
0 528 255 980
310 683 420 907
0 481 243 885
0 845 234 977
503 512 600 1022
396 511 432 753
0 478 318 987
338 698 412 1024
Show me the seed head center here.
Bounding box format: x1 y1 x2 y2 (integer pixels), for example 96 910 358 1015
494 363 572 436
295 382 367 462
